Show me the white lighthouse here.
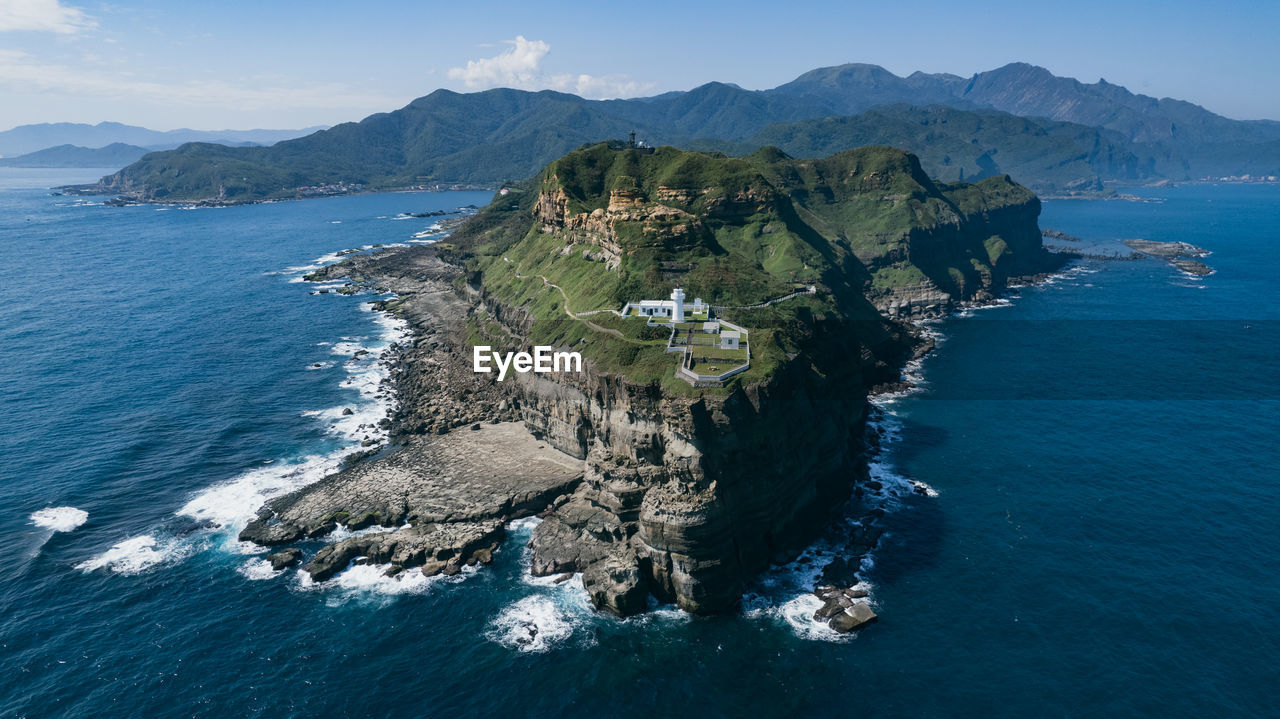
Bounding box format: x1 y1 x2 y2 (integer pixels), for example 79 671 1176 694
670 286 686 322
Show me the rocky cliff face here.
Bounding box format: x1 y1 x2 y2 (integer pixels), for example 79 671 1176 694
241 143 1051 620
862 182 1053 318
505 315 898 614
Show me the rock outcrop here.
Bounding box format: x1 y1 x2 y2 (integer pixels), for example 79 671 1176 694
238 143 1054 622
506 317 898 614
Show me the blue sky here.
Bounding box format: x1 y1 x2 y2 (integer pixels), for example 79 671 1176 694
0 0 1276 131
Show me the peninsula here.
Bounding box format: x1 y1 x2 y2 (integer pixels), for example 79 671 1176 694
239 141 1064 631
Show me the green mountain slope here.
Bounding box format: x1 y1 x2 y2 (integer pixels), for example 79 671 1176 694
690 105 1153 192
450 143 1054 391
80 63 1280 203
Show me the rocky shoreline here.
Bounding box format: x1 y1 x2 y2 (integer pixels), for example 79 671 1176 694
234 243 898 627
238 191 1065 631
1123 238 1214 276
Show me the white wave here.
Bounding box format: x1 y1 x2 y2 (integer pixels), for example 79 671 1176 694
296 562 470 605
955 297 1013 318
177 453 345 532
274 250 347 282
301 307 408 446
75 535 188 575
748 387 934 640
320 523 406 543
330 340 366 356
230 539 268 556
30 506 88 532
89 257 410 581
331 563 443 594
486 596 579 653
237 558 282 580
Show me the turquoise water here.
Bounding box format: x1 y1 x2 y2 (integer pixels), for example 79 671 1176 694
1 172 1277 717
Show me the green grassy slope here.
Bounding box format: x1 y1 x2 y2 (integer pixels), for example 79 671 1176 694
448 143 1046 392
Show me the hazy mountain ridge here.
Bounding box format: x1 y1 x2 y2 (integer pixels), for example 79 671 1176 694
79 63 1280 202
0 142 152 169
0 121 327 157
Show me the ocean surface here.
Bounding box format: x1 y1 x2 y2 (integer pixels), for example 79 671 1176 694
1 169 1277 717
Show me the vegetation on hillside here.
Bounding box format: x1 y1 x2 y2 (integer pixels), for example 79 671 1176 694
83 63 1280 203
447 143 1046 392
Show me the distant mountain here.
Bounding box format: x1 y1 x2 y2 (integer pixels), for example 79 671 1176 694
80 63 1280 203
0 142 150 169
689 105 1154 193
0 121 327 157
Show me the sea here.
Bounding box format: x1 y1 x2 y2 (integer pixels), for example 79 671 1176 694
1 168 1277 718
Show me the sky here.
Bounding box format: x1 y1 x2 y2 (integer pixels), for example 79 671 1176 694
0 0 1277 131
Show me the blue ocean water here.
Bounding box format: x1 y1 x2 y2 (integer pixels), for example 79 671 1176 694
1 172 1277 717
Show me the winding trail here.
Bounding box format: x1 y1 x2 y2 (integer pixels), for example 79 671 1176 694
506 256 637 343
504 255 817 342
712 285 817 311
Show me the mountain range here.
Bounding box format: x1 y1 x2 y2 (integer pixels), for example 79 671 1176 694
0 143 152 168
0 121 326 158
78 62 1280 202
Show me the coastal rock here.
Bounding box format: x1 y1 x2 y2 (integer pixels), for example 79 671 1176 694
828 603 878 633
266 548 302 570
528 499 623 575
1123 238 1214 276
581 549 649 617
303 520 504 582
239 423 581 550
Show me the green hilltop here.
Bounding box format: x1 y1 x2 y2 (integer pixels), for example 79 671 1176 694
448 142 1053 392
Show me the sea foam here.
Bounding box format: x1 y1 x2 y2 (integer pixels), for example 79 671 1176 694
486 596 579 653
75 535 189 575
30 506 88 533
80 265 411 578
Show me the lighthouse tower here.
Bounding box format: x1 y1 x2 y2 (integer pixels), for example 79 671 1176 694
670 286 686 322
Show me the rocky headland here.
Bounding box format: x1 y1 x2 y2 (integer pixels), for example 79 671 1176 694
239 143 1063 633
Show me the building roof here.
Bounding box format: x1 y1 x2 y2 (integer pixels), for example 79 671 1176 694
721 330 741 339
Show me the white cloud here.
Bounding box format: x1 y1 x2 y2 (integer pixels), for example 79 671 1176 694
448 36 651 100
0 0 95 33
0 49 405 112
448 35 550 89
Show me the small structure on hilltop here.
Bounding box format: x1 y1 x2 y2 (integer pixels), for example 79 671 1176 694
621 287 706 322
620 286 750 386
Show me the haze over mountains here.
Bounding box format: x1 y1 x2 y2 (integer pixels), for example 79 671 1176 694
0 121 327 159
0 143 153 169
77 62 1280 202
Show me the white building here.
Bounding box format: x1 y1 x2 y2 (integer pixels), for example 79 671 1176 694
621 288 707 321
719 330 741 350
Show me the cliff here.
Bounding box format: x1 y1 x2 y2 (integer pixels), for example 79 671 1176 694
239 143 1054 620
442 144 1055 613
